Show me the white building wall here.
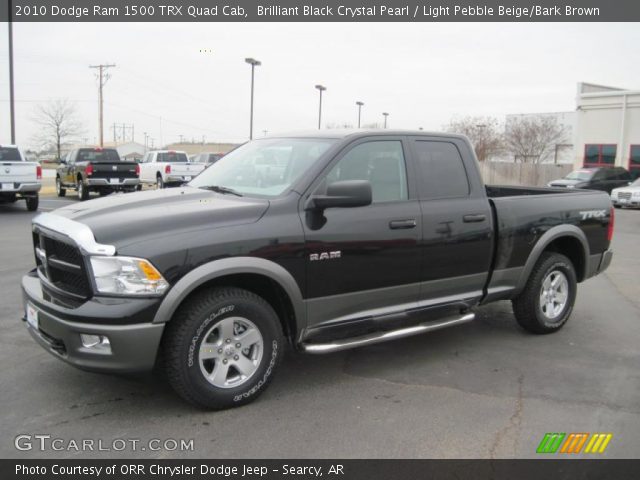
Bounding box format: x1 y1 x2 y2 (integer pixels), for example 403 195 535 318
574 83 640 176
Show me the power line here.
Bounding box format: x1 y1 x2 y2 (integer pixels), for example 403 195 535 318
89 63 116 146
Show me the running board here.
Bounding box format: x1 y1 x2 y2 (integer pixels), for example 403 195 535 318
301 312 475 354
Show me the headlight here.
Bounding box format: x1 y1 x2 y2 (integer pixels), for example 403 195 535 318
566 184 575 189
89 256 169 296
633 191 640 198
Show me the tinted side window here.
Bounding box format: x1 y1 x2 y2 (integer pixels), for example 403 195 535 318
414 141 470 199
326 141 408 203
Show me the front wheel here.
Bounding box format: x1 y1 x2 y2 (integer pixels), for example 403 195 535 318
512 252 577 334
25 195 39 211
162 287 284 409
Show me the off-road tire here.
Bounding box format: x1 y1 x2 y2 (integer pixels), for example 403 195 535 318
512 252 577 334
162 287 284 409
78 179 89 201
25 195 39 211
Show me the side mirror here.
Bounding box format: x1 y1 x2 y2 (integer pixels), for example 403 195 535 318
59 158 66 165
305 180 372 211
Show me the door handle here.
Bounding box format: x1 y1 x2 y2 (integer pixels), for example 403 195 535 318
389 219 417 229
463 214 486 223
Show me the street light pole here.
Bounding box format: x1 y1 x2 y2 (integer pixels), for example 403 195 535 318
245 57 261 140
8 0 16 143
315 85 326 130
382 112 389 129
356 101 364 128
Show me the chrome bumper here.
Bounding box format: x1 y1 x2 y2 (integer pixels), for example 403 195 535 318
86 178 139 187
0 182 41 193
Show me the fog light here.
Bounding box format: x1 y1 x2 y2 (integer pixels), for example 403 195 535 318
80 334 111 352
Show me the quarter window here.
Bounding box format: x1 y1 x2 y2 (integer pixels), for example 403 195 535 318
584 144 616 167
413 141 470 199
325 141 408 203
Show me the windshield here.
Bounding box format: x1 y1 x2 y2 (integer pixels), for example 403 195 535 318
631 178 640 187
565 170 594 181
77 149 121 163
158 152 189 163
0 147 22 161
189 138 336 197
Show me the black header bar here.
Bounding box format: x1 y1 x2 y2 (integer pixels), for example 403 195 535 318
1 0 638 22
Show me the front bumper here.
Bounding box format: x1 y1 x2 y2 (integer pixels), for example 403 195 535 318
611 197 640 207
21 272 164 373
0 182 41 194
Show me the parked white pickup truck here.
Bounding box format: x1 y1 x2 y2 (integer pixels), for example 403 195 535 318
139 150 205 189
0 145 41 211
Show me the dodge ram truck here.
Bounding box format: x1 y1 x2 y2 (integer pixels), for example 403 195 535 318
0 145 41 211
22 131 614 409
139 150 205 189
56 147 140 200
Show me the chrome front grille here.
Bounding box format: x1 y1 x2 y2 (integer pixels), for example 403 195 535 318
618 192 632 201
33 231 92 299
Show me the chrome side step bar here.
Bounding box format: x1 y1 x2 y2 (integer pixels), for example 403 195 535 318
301 312 475 354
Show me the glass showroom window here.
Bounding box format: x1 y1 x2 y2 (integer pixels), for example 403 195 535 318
584 144 617 167
630 145 640 180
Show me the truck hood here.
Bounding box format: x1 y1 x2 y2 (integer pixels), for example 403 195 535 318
51 186 269 248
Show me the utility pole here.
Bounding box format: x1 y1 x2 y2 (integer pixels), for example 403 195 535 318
8 0 16 143
263 130 268 137
383 112 389 129
89 63 115 147
245 57 261 140
356 101 364 128
315 85 326 130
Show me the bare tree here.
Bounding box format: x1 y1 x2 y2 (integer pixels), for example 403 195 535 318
445 116 503 162
504 116 567 164
32 99 84 161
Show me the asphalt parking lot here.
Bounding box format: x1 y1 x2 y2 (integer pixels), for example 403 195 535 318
1 192 639 459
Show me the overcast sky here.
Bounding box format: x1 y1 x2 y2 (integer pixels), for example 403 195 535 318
1 22 639 149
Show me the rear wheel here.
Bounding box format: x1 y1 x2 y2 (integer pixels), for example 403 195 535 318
512 252 577 334
156 175 164 189
78 179 89 201
162 287 284 409
55 176 66 197
25 195 39 211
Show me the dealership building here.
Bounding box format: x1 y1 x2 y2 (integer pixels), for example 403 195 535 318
500 83 640 179
575 82 640 179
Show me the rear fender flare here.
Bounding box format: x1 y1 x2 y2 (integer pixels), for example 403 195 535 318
515 225 589 292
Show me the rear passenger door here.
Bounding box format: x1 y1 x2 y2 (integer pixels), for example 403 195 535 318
409 137 493 309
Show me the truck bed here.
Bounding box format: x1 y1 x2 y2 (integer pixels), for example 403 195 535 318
486 184 595 198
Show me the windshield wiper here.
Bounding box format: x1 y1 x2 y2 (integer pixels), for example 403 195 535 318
199 185 243 197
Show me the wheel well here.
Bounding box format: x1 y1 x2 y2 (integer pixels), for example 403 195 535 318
544 236 586 282
176 274 297 342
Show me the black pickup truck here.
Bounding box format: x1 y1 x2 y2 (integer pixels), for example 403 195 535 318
22 131 613 409
56 147 140 200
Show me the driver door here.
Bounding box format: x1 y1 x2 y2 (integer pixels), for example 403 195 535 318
300 137 422 330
